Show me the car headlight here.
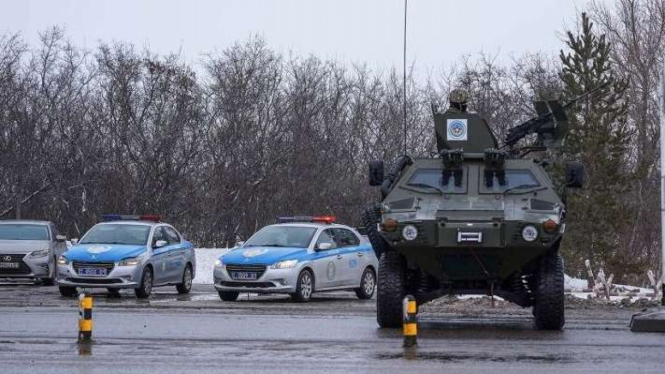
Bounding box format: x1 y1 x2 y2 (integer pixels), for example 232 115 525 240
214 258 224 268
118 256 143 266
402 225 418 241
29 249 50 258
57 255 70 265
522 225 539 242
270 259 298 269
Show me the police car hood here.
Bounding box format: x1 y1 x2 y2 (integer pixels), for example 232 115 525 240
222 246 307 265
65 244 147 262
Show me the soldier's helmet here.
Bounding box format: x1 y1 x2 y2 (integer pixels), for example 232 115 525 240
449 88 469 104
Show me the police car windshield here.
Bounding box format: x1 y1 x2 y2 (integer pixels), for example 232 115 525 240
245 226 317 248
80 224 151 246
0 224 49 240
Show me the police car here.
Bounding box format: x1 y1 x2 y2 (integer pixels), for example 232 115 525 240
56 214 195 298
213 216 378 302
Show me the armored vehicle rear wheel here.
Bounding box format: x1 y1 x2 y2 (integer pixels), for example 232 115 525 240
377 252 407 328
361 204 390 257
533 252 565 330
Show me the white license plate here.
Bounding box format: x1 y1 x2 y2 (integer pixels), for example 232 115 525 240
0 262 20 269
231 272 258 280
457 231 483 243
78 268 107 277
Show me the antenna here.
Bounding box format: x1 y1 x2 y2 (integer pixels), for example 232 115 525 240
403 0 408 156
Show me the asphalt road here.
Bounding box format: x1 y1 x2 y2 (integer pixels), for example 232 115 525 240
0 282 663 373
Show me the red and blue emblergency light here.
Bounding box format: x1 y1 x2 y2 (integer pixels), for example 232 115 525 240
102 214 161 222
277 216 336 224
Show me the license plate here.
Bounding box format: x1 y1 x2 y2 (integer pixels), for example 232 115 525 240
457 231 483 243
230 271 257 280
78 268 107 277
0 262 20 269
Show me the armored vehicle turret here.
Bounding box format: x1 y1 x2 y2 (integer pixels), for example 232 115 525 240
362 89 590 330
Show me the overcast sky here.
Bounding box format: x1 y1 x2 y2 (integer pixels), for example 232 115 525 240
3 0 605 77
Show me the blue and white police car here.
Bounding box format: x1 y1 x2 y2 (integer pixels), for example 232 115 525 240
213 216 378 302
56 214 195 298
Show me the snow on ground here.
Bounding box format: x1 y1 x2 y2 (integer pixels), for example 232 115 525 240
193 248 231 284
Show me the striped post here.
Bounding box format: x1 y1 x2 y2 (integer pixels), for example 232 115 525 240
403 295 417 347
78 293 93 343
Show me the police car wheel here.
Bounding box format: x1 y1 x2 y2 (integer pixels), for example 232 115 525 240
176 264 193 294
355 267 376 300
218 291 239 301
59 286 77 297
290 269 314 302
135 267 153 299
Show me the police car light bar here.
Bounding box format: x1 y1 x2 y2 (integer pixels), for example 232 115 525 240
277 216 336 224
102 214 161 222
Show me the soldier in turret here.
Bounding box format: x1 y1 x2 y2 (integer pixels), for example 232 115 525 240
447 88 469 114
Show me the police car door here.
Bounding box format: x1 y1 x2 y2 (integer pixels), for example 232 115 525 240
312 228 343 289
333 228 362 287
151 226 170 284
163 226 186 282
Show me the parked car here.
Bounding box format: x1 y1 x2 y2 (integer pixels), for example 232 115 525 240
213 216 378 302
57 214 195 298
0 220 67 285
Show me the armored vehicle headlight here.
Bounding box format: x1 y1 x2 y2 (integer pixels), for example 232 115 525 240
402 225 418 241
383 219 398 232
521 225 538 242
542 219 558 233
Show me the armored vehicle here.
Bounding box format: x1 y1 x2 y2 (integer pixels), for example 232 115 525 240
362 90 589 330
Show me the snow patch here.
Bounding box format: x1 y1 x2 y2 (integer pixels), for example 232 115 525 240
193 248 231 284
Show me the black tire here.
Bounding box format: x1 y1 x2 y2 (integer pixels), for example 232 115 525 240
377 252 407 328
533 252 565 330
355 267 376 299
218 291 239 301
107 288 121 297
360 204 390 257
59 286 77 297
290 269 314 302
134 267 153 299
176 264 193 294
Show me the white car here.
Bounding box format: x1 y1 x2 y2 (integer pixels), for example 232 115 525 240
213 216 378 302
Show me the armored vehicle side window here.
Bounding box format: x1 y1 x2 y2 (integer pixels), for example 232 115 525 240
406 168 466 193
480 168 540 193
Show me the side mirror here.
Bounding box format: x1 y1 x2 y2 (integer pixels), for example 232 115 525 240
369 160 384 186
56 235 66 242
154 240 168 248
565 162 585 188
235 241 245 248
71 238 79 245
317 242 333 251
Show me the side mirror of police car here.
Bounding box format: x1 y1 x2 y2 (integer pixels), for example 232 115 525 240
154 240 168 248
235 241 245 248
71 238 79 245
317 242 333 251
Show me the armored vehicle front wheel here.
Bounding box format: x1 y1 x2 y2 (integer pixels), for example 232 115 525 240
377 252 407 328
533 252 565 330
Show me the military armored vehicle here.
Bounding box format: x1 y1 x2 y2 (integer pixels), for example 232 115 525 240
361 89 590 330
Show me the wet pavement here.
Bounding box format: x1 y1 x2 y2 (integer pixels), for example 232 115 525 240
0 282 663 373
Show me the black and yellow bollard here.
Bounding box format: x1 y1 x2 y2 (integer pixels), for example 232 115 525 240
78 293 93 343
402 295 417 347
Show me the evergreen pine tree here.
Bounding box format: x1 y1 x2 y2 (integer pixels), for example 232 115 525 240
559 13 637 278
